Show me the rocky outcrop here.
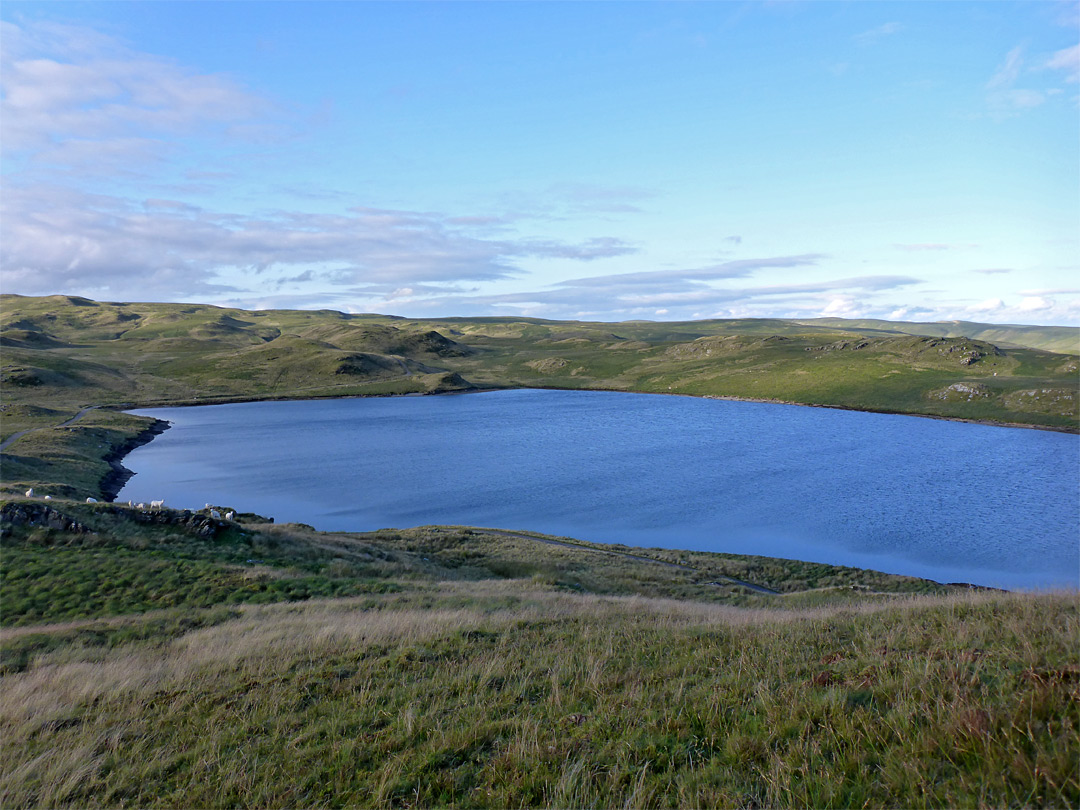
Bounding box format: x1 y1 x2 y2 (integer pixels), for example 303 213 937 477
526 357 569 373
121 505 228 538
1 500 232 540
0 502 91 535
930 382 991 402
806 340 872 352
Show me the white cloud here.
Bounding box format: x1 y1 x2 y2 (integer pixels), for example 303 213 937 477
559 255 828 288
887 306 938 321
987 47 1024 91
0 185 636 300
1045 43 1080 83
380 269 923 322
1017 296 1053 312
986 46 1049 114
0 20 275 172
821 296 866 317
516 237 637 261
969 298 1005 313
1018 286 1080 295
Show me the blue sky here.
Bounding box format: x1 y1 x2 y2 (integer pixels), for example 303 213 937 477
2 1 1077 325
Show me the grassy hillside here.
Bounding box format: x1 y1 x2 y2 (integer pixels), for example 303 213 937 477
0 501 1076 808
1 295 1076 501
798 317 1080 355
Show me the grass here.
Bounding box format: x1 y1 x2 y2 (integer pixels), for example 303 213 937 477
0 503 1076 808
0 409 160 499
1 584 1076 808
0 503 953 629
2 294 1076 499
1 295 1077 806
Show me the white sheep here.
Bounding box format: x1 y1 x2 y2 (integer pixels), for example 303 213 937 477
225 511 234 520
25 488 34 497
44 495 52 500
136 503 146 510
150 499 164 511
86 497 97 503
210 509 221 519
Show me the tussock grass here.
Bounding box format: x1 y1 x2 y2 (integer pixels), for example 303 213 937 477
2 586 1076 808
3 505 957 634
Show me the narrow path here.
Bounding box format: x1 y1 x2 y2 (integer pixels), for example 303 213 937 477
0 405 100 452
0 608 176 641
475 528 781 595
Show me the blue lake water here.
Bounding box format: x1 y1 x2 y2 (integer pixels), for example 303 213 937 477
119 389 1079 590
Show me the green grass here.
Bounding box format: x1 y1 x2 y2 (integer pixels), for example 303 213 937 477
0 504 952 629
0 503 1076 808
0 544 398 626
2 295 1076 499
1 297 1077 805
1 585 1076 808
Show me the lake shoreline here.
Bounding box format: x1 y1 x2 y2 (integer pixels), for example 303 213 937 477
111 383 1079 434
100 418 172 502
99 383 1078 501
111 388 1078 591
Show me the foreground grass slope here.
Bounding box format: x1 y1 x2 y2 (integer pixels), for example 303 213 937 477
1 502 1077 808
2 294 1077 500
4 588 1077 809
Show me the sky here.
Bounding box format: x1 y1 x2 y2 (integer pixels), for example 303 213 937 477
1 1 1078 325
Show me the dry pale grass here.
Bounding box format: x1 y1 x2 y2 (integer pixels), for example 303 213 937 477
2 585 1076 808
5 584 1068 732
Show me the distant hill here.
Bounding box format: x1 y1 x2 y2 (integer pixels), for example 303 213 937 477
794 317 1079 355
1 294 1077 501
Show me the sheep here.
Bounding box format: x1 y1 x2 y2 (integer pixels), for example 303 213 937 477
136 503 146 510
86 497 98 503
44 495 52 500
225 511 234 520
150 499 164 511
210 509 221 519
25 488 34 498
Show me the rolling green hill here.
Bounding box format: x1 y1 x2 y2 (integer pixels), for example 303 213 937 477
1 294 1077 500
796 317 1080 355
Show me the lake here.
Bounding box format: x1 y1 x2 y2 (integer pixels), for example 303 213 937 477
119 389 1079 590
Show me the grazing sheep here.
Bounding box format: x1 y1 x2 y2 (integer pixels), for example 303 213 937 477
86 497 97 503
225 511 234 520
25 488 34 498
136 503 146 510
150 499 164 511
210 509 221 519
44 495 52 500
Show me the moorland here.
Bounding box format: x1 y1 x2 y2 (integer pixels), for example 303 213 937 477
1 502 1077 807
1 293 1077 807
1 293 1077 502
